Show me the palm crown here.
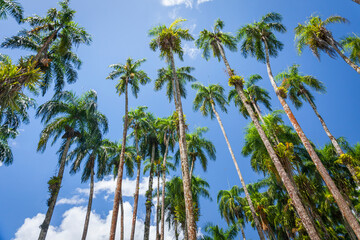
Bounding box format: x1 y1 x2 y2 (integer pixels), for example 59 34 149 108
106 58 150 97
237 12 286 62
276 64 326 109
155 66 196 102
149 18 194 61
195 19 238 61
341 33 360 64
192 82 228 119
294 15 348 59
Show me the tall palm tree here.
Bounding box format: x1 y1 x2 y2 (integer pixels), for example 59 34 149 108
149 18 197 240
68 130 109 240
192 82 265 240
155 66 196 102
238 12 360 238
142 113 160 240
175 127 216 178
106 57 150 240
201 223 238 240
277 64 360 184
341 34 360 64
127 106 149 240
0 0 23 23
294 14 360 74
156 115 177 240
197 18 319 240
1 0 91 96
36 90 101 240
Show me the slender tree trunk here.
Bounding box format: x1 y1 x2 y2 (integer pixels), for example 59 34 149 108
352 0 360 4
210 102 265 240
33 29 59 64
263 39 360 238
304 92 360 184
130 133 141 240
239 222 246 240
174 220 179 240
216 40 321 240
144 143 156 240
156 172 161 240
160 136 170 240
330 39 360 74
38 136 72 240
190 156 195 178
169 50 197 240
81 154 95 240
109 78 129 240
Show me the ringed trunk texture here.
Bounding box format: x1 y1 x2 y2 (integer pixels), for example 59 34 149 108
263 40 360 239
109 79 129 240
143 143 156 240
130 133 141 240
304 92 360 185
210 102 265 240
169 50 197 240
160 136 170 240
38 136 72 240
81 154 95 240
216 40 321 240
330 39 360 74
239 222 246 240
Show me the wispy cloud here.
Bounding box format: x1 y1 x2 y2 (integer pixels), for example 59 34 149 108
161 0 212 8
57 196 86 206
183 43 200 59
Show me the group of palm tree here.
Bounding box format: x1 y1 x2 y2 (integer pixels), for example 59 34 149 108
1 0 360 239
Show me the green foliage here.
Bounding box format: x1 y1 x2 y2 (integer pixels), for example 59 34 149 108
0 0 23 22
276 86 287 98
228 75 244 87
341 33 360 64
47 176 61 206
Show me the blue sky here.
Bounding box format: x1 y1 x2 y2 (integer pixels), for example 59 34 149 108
0 0 360 239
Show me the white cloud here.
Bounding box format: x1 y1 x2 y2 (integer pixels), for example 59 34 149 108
168 7 179 19
57 196 86 206
0 162 3 167
183 43 200 59
162 0 193 8
13 202 179 240
197 0 212 4
76 176 150 199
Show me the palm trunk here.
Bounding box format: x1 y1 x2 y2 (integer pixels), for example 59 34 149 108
304 92 360 184
216 40 321 240
169 50 197 240
156 172 161 240
190 156 195 178
330 38 360 74
109 78 129 240
239 222 246 240
352 0 360 4
130 133 141 240
210 102 265 240
38 136 72 240
33 29 59 64
144 143 156 240
263 39 360 238
160 136 170 240
81 154 95 240
174 220 179 240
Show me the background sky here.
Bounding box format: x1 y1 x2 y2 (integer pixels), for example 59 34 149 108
0 0 360 239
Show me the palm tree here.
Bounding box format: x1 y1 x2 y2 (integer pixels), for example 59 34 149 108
68 130 109 240
0 0 23 23
341 34 360 64
142 113 160 240
217 186 247 240
294 14 360 74
238 12 360 237
36 90 100 240
155 66 196 102
277 64 360 184
175 127 216 178
1 0 91 96
197 18 319 240
192 82 265 240
127 106 149 240
156 116 177 240
201 223 238 240
106 57 150 240
149 18 196 240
